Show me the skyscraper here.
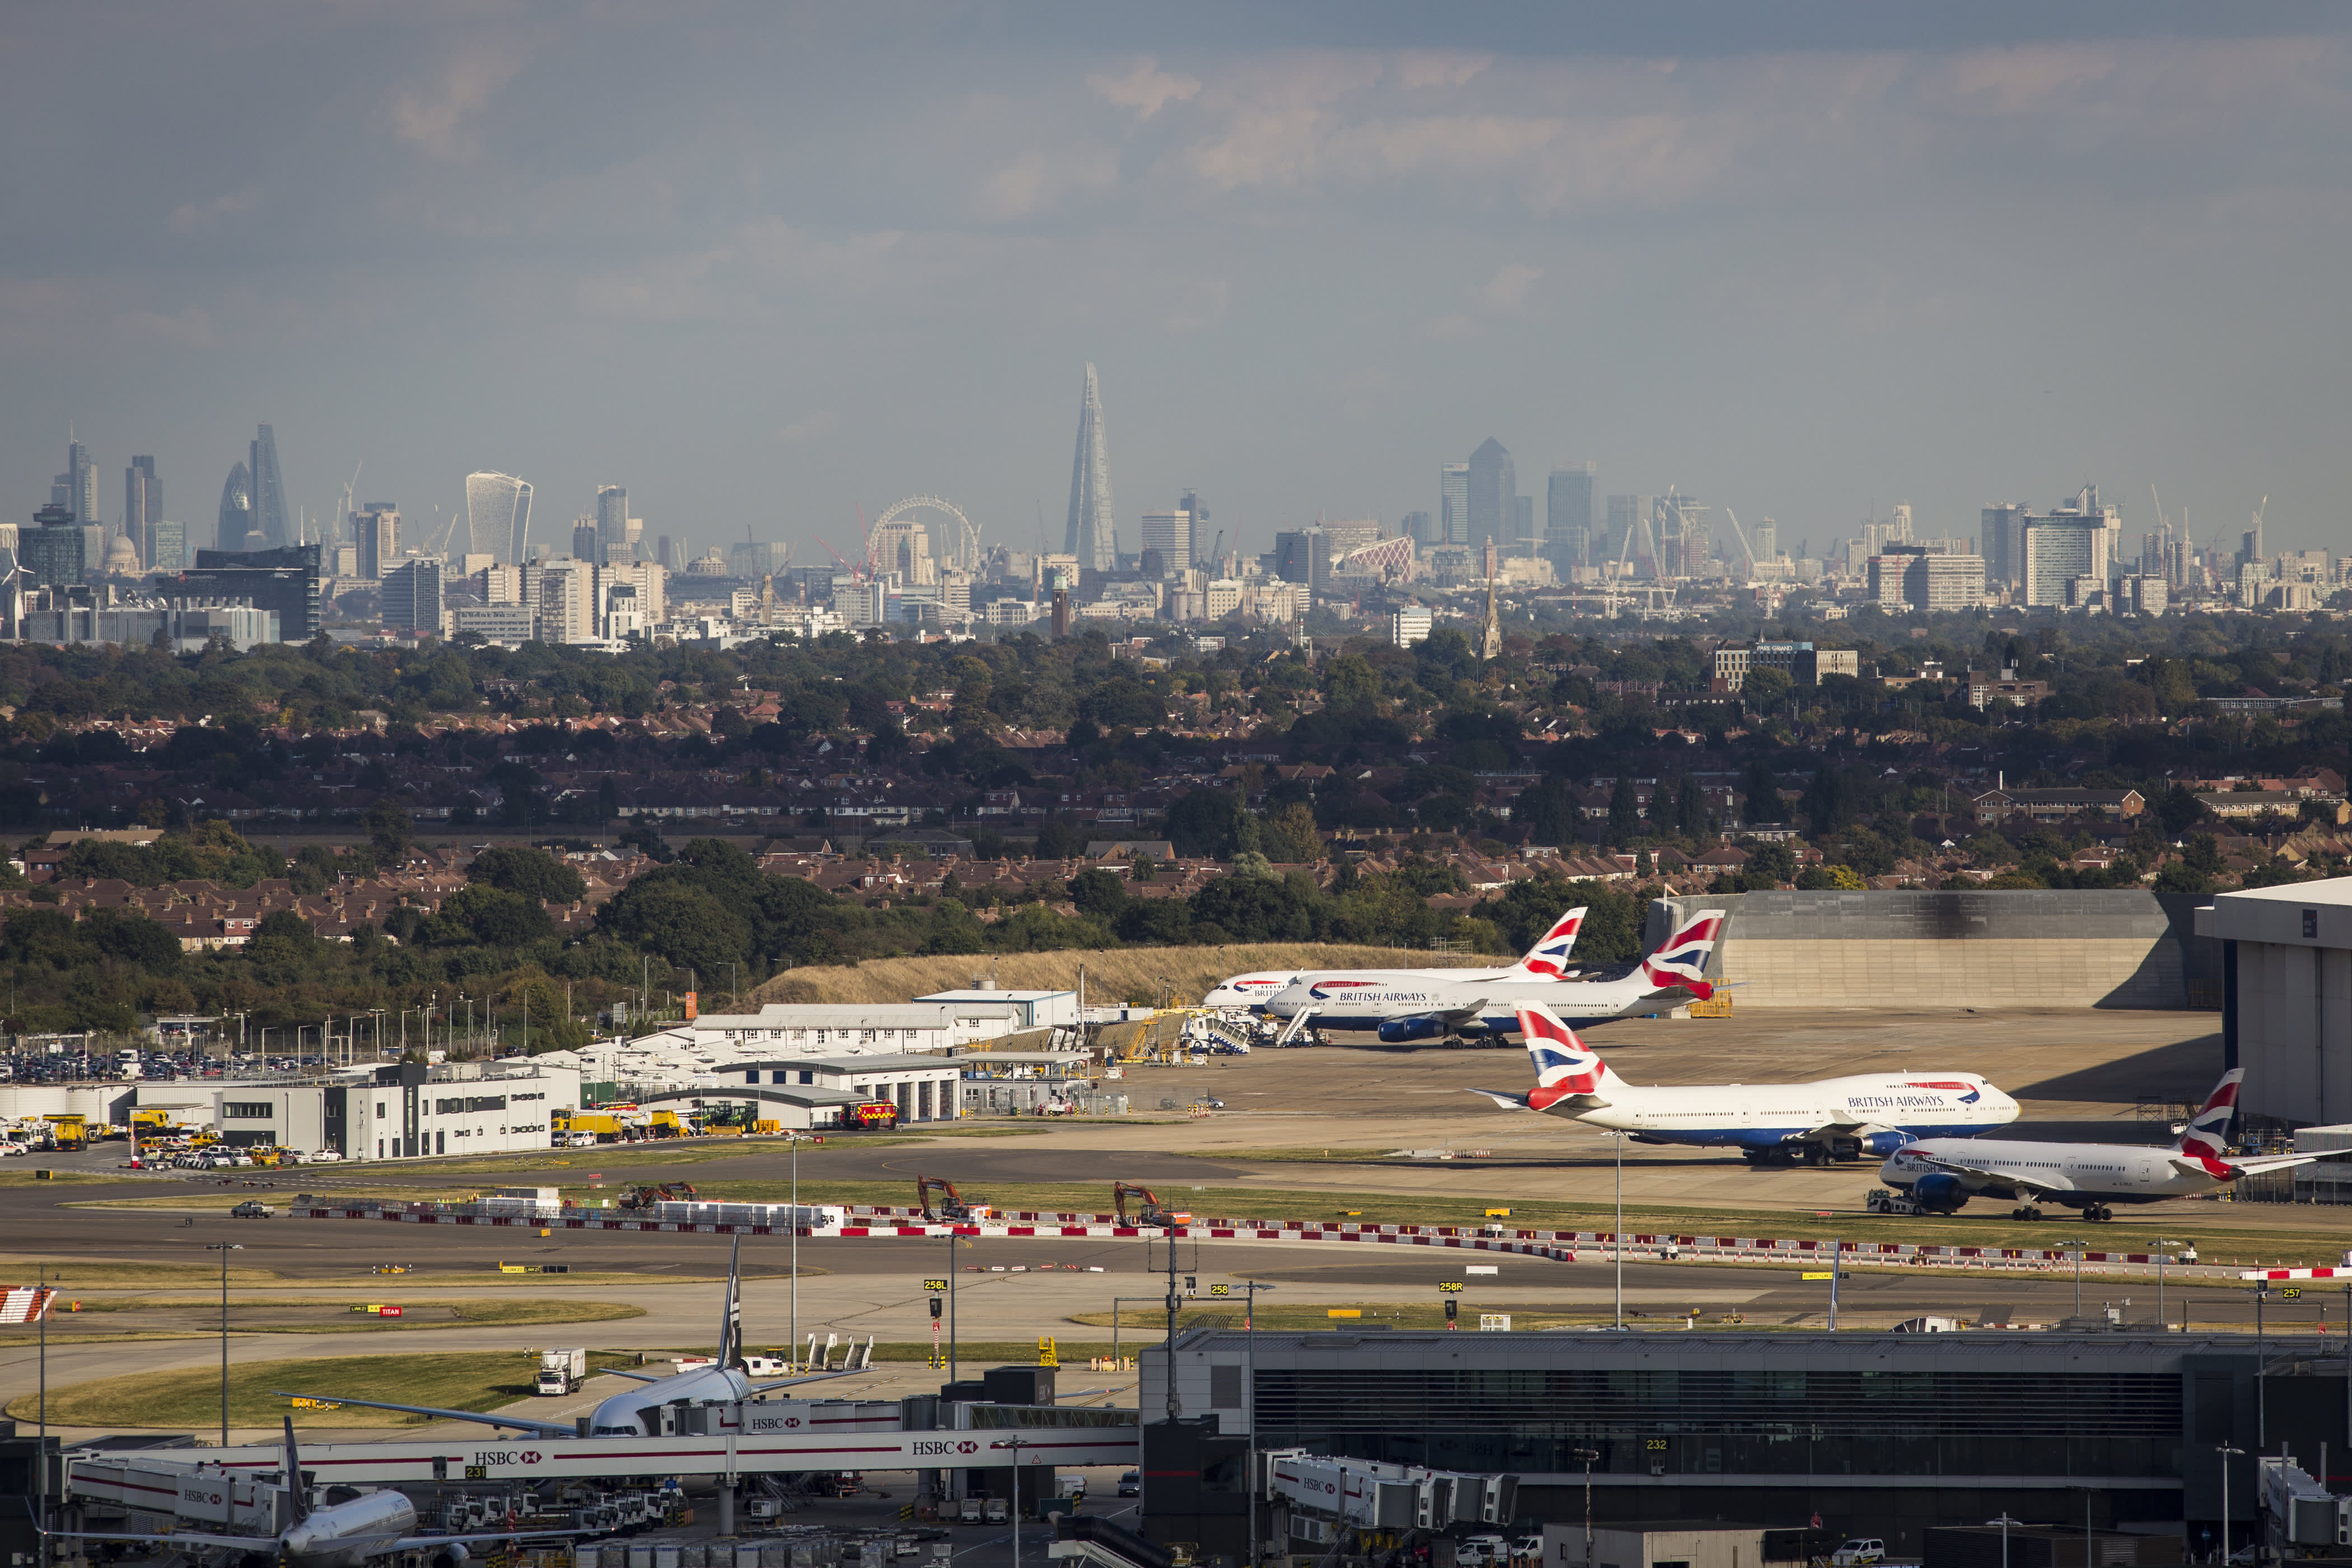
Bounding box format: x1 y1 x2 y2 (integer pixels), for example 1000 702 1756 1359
217 461 254 552
466 473 533 564
66 440 97 533
1546 463 1595 572
573 519 600 561
1402 511 1438 548
24 504 85 591
353 503 399 580
1440 464 1469 545
1140 507 1193 570
1064 363 1117 571
248 426 291 549
1606 494 1654 575
382 559 444 634
1467 438 1515 552
1179 489 1210 566
126 455 159 570
595 486 629 561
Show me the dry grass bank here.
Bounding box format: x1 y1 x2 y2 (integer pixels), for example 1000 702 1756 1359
750 944 1494 1007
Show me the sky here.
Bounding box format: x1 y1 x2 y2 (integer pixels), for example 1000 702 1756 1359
4 2 2350 569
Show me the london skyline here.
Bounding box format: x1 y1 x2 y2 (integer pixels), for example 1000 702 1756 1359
4 4 2348 564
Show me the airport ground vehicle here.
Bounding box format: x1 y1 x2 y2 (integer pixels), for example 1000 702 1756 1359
1117 1472 1140 1497
1865 1188 1924 1216
916 1175 990 1222
230 1200 274 1218
537 1347 588 1395
958 1499 984 1524
615 1182 698 1210
1831 1540 1887 1566
43 1113 88 1150
1112 1183 1190 1227
984 1499 1007 1525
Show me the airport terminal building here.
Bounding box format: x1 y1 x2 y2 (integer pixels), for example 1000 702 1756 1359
1144 1327 2343 1556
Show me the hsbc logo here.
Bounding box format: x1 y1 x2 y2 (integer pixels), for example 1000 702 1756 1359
958 1440 978 1454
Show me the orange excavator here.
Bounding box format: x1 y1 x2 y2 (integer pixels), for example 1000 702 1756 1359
617 1181 699 1210
916 1175 991 1224
1113 1182 1191 1228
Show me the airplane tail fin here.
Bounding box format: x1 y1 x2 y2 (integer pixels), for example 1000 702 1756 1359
1515 1001 1622 1108
2173 1068 2243 1173
718 1234 743 1369
283 1416 309 1522
1642 908 1726 999
1511 907 1588 978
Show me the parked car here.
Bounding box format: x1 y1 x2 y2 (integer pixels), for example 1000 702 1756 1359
1831 1541 1887 1567
0 1141 27 1156
1118 1471 1140 1497
230 1200 275 1219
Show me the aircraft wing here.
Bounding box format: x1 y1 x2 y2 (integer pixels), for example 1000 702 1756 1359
392 1530 594 1550
602 1368 666 1383
745 1368 873 1394
2216 1151 2332 1177
51 1530 278 1550
1903 1151 2069 1195
1467 1089 1532 1111
272 1390 575 1437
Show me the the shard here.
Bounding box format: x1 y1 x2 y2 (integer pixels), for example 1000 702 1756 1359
1063 362 1117 571
249 424 291 548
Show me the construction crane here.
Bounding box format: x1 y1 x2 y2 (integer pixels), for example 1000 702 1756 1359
1721 508 1760 581
915 1174 990 1224
1112 1182 1191 1228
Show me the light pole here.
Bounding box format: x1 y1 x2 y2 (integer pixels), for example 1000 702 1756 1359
990 1436 1037 1567
1571 1447 1600 1568
790 1133 800 1364
1111 1296 1159 1371
36 1263 48 1568
2059 1239 2089 1320
1988 1514 2023 1568
2218 1445 2245 1564
1241 1280 1274 1568
206 1243 243 1446
2154 1238 2186 1329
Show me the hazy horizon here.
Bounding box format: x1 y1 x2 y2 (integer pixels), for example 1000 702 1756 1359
6 2 2348 567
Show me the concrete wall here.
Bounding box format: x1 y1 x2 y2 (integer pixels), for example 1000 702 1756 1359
1649 891 2209 1010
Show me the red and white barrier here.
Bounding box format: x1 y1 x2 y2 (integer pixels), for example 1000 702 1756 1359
0 1286 57 1323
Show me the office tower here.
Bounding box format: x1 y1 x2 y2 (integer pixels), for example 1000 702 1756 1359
353 503 399 580
465 472 533 564
656 535 674 569
1604 494 1650 567
1063 363 1117 571
151 520 185 573
1653 491 1710 576
125 456 159 569
1546 463 1595 572
1141 507 1193 570
1179 489 1210 565
572 519 599 561
1440 464 1470 545
382 559 444 634
1752 519 1777 562
1467 438 1515 550
595 486 629 560
1402 511 1438 548
184 544 321 641
65 440 97 534
1274 528 1330 599
1319 520 1384 557
248 425 291 549
1981 505 2029 589
24 505 86 590
217 462 253 552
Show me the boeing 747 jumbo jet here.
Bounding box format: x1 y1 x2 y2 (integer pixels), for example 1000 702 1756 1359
1262 909 1726 1044
1470 999 2019 1163
1201 906 1589 1010
1878 1068 2327 1220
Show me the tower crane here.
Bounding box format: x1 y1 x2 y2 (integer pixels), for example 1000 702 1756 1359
1721 508 1760 580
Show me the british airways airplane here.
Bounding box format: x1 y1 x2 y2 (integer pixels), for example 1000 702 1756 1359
1201 906 1589 1010
1879 1068 2327 1220
1261 909 1728 1044
1469 998 2020 1163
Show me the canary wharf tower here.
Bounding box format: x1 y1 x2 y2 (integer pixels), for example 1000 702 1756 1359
1064 362 1117 571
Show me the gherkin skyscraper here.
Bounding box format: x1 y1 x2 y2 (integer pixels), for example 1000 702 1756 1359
1063 363 1117 571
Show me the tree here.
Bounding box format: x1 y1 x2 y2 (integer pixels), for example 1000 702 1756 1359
1516 776 1578 847
1033 819 1082 859
1322 655 1381 712
365 799 414 863
1068 867 1127 918
2183 832 2225 874
470 846 589 904
1165 788 1248 858
1740 759 1782 825
1795 864 1866 890
431 885 557 947
599 880 752 976
2156 786 2209 837
1607 777 1642 843
1259 802 1324 863
1742 666 1793 715
1675 775 1710 839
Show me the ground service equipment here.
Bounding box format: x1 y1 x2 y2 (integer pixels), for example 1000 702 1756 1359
616 1182 698 1210
916 1175 988 1223
1112 1183 1191 1227
43 1114 88 1150
537 1348 588 1395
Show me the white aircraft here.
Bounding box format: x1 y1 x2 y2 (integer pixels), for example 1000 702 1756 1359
1263 908 1728 1044
1878 1068 2328 1220
1202 906 1589 1010
1469 998 2020 1163
278 1237 869 1437
57 1418 573 1566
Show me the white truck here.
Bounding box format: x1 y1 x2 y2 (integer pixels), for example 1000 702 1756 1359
536 1347 588 1395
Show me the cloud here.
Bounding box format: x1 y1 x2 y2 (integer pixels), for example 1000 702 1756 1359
1482 263 1542 309
392 41 530 161
976 146 1119 221
166 188 260 236
780 410 838 444
1087 57 1202 120
1390 52 1492 91
124 305 218 348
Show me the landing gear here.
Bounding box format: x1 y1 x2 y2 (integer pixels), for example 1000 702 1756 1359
2090 1205 2115 1222
1805 1143 1832 1168
2010 1205 2045 1221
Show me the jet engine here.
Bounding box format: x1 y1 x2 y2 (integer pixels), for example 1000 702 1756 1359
1910 1173 1971 1214
428 1543 472 1568
1376 1017 1446 1043
1863 1131 1914 1157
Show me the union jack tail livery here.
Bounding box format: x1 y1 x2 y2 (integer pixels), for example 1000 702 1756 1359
1641 909 1726 1000
1515 1001 1620 1109
2173 1068 2243 1178
1513 906 1588 978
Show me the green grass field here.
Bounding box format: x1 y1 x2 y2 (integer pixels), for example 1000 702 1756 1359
4 1350 643 1429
